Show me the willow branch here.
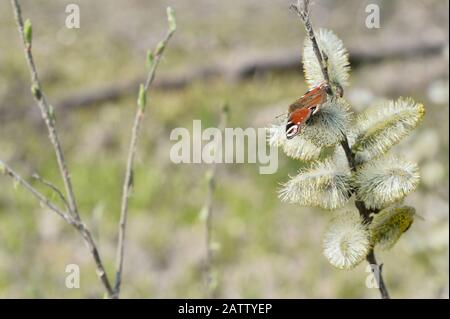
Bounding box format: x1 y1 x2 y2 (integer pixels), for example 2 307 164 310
11 0 79 221
113 12 176 298
203 104 228 298
292 0 390 299
366 250 390 299
340 137 389 298
10 0 114 297
0 164 114 291
290 0 331 87
1 161 77 226
32 173 70 212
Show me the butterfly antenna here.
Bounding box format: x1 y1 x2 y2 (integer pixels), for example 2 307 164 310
275 112 288 119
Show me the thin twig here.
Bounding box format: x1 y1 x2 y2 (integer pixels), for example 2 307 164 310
340 136 357 172
366 250 390 299
10 0 114 298
11 0 79 221
290 0 331 88
340 138 389 298
2 164 114 297
0 164 114 293
113 16 176 298
1 161 77 227
293 0 390 299
32 173 70 212
203 104 228 298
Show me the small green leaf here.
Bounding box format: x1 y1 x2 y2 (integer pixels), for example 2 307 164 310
146 50 154 69
370 205 415 250
24 19 33 47
31 84 42 100
155 41 165 56
167 7 177 32
137 84 147 110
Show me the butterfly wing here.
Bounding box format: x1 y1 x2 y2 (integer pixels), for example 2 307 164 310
285 83 329 139
288 84 328 113
286 107 312 139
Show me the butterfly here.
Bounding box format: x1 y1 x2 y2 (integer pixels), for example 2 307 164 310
286 82 331 139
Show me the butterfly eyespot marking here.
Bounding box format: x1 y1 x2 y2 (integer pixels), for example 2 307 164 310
283 82 329 139
286 122 300 139
310 106 318 115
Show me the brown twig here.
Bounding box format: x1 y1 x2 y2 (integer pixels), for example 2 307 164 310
32 173 70 212
1 161 77 227
1 162 116 296
293 0 390 299
366 250 390 299
9 0 114 298
11 0 79 221
203 104 228 298
290 0 331 87
113 10 176 298
340 137 389 298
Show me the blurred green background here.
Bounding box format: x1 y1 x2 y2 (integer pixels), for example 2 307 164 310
0 0 448 298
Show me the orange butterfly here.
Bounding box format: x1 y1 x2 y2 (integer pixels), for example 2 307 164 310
286 82 331 139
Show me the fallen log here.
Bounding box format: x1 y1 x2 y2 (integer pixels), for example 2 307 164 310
53 41 446 111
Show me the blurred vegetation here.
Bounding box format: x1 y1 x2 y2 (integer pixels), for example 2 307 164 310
0 0 448 298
